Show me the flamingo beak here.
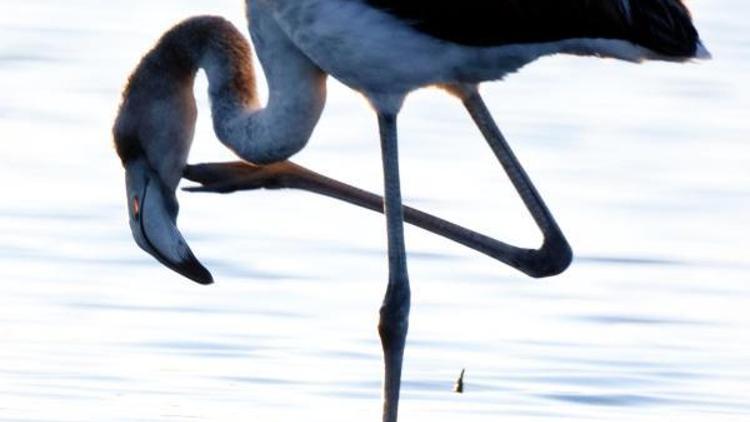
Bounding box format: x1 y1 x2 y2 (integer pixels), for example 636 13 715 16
126 166 213 285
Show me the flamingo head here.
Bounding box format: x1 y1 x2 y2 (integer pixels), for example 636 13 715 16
122 156 213 285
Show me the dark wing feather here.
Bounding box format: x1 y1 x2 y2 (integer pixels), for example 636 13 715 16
629 0 698 56
364 0 699 57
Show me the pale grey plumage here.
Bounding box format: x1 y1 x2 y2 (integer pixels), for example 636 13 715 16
114 2 708 421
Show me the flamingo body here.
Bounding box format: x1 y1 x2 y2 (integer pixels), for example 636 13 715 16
113 2 708 421
254 0 706 107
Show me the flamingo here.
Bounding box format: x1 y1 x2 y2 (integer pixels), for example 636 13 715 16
113 2 708 420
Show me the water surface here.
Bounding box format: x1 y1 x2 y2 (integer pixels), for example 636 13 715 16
0 1 748 420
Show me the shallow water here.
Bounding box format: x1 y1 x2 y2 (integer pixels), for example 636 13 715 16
0 1 748 421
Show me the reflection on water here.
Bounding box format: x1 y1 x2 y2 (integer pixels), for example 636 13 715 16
1 0 749 420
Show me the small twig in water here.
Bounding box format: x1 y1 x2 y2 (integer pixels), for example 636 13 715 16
453 368 465 394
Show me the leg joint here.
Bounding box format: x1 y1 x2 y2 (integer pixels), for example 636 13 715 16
525 235 573 278
378 291 411 349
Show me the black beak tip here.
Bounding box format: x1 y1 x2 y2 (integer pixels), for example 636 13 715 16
175 257 214 285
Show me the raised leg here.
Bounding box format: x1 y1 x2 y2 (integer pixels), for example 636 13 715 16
458 85 572 277
185 156 573 278
184 88 572 279
377 112 410 422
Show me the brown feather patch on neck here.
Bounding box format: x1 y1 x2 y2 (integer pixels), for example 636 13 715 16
112 16 257 166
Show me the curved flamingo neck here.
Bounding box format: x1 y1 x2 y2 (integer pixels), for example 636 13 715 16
203 3 327 164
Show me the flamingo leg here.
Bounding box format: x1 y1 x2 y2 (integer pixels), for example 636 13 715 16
376 112 410 422
458 85 573 277
185 156 572 278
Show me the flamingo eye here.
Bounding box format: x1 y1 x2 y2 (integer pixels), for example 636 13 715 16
133 196 140 219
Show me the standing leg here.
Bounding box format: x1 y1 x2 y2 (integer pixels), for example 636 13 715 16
377 112 410 422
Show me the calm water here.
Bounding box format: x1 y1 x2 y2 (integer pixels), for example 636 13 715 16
1 1 748 421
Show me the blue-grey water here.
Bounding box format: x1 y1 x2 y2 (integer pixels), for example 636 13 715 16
0 1 748 420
